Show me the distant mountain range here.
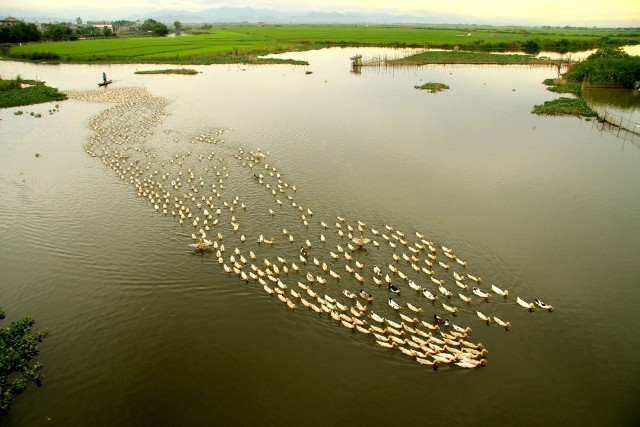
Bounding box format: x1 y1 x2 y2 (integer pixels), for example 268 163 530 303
4 6 499 26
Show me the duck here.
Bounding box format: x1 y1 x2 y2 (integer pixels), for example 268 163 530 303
466 273 481 283
370 312 385 323
456 359 486 369
493 316 511 330
438 284 453 298
407 302 423 313
386 318 403 329
376 340 396 349
342 289 356 299
534 298 554 312
399 313 418 324
458 293 472 304
422 289 438 302
442 303 459 316
408 280 422 292
455 280 468 290
451 324 471 335
373 265 382 276
388 297 401 310
388 283 401 293
517 297 535 312
359 289 373 302
472 287 491 300
491 284 509 298
476 311 492 325
416 357 438 369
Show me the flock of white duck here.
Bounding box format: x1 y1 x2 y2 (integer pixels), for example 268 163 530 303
67 86 554 371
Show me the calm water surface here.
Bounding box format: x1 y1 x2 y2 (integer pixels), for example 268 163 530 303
1 48 639 426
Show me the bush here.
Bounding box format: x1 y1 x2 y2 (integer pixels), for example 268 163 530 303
564 47 640 87
0 310 48 416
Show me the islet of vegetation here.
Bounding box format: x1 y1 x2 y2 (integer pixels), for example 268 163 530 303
0 308 48 416
134 68 199 75
531 97 597 117
0 76 68 109
414 82 450 93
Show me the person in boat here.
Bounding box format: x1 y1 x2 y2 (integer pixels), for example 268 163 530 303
102 72 107 84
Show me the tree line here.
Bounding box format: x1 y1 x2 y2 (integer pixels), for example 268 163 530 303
0 19 174 43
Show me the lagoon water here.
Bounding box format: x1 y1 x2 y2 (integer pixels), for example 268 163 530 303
1 48 640 426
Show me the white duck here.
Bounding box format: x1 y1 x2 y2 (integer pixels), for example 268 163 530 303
535 299 554 312
388 297 401 310
517 297 535 312
491 284 509 298
476 310 492 325
493 316 512 330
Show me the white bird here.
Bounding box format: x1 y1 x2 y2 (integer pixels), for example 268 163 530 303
442 302 458 316
438 284 453 298
459 293 473 304
388 297 401 310
422 289 438 302
408 280 422 292
491 284 509 298
407 303 423 313
476 311 492 325
473 287 491 300
517 297 535 312
493 317 512 330
534 298 554 312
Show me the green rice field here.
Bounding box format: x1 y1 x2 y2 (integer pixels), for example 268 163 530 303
6 24 639 64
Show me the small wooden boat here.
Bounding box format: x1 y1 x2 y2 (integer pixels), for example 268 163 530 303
98 80 113 87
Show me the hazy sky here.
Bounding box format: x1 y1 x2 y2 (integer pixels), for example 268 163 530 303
3 0 640 26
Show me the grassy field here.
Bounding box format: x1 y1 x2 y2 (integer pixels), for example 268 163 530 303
6 24 639 65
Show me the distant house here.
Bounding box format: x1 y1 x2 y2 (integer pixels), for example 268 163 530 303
1 16 22 27
88 21 113 32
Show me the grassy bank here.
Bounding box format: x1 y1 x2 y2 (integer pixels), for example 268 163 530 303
5 24 638 65
0 77 67 108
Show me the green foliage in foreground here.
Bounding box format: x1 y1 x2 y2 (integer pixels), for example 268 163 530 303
0 309 48 415
134 68 199 75
531 97 597 117
563 47 640 88
0 78 67 109
414 82 450 93
390 50 551 65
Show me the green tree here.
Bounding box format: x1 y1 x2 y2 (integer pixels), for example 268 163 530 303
564 48 640 88
140 19 168 36
522 39 541 54
0 309 48 416
43 23 74 41
0 22 42 43
174 21 182 31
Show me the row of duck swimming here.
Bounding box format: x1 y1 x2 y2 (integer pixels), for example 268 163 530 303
70 86 553 370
